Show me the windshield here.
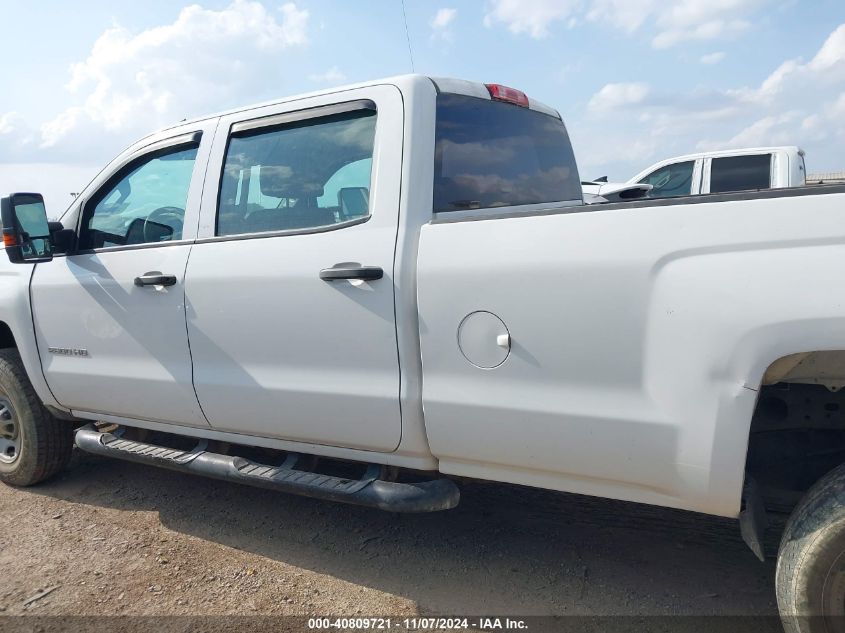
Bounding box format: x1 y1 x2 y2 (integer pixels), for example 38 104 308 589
433 94 581 212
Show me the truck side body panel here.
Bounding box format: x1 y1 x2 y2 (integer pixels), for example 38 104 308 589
418 192 845 517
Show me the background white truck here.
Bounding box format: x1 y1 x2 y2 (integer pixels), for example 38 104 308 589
0 76 844 631
584 146 807 202
632 146 806 198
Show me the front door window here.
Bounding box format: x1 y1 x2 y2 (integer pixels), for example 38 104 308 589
79 145 198 250
639 161 695 198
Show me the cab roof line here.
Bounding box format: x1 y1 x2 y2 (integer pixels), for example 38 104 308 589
430 76 561 119
148 74 561 138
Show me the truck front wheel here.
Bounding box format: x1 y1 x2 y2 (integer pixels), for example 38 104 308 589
0 349 72 486
777 462 845 633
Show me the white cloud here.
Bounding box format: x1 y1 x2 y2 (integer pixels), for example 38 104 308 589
0 112 37 162
829 92 845 117
812 22 845 70
698 112 800 150
740 23 845 104
431 7 457 42
308 67 346 84
0 163 100 217
486 0 766 48
587 82 651 113
576 21 845 178
698 23 845 148
585 0 661 33
652 18 749 49
0 112 19 135
700 51 727 65
36 0 309 160
575 137 660 177
636 0 762 49
432 8 457 30
483 0 580 39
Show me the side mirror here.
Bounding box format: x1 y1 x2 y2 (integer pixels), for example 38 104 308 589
0 193 53 264
47 222 76 254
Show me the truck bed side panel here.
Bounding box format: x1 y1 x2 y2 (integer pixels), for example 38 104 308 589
417 191 845 517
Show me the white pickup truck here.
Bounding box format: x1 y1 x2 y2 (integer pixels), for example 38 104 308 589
1 75 844 630
583 146 807 203
631 146 807 198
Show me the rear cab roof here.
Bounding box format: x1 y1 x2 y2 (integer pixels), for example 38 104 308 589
61 75 566 221
154 74 561 139
428 77 561 118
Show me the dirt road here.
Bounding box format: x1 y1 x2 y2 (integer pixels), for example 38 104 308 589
0 450 782 628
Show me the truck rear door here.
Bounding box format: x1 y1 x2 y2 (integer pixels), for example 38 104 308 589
184 85 404 451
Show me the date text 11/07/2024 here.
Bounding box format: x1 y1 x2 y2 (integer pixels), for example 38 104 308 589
307 617 529 630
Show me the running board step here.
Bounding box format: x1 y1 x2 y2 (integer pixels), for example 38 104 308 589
74 424 459 513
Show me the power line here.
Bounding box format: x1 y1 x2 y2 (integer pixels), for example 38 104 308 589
401 0 416 73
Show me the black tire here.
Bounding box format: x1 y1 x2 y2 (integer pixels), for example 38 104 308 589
777 462 845 633
0 349 73 486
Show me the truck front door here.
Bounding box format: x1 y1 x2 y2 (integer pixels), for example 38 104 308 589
185 86 404 451
30 125 216 426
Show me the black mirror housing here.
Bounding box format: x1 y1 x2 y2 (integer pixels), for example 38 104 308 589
47 221 76 254
1 193 53 264
50 228 76 254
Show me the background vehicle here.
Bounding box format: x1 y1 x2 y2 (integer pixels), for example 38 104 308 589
584 146 807 202
630 146 806 198
1 76 844 632
580 179 652 204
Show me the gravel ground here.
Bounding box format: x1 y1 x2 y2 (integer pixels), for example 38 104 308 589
0 449 784 629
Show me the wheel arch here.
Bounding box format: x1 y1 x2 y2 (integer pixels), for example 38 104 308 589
0 321 16 350
743 350 845 513
760 351 845 392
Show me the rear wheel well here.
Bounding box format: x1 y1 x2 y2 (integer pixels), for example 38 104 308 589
0 322 16 350
747 351 845 513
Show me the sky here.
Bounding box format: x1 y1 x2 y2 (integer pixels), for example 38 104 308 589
1 0 844 214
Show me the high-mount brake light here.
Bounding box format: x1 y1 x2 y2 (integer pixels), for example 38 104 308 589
485 84 530 107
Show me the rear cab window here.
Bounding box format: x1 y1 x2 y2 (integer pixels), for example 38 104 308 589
433 94 581 213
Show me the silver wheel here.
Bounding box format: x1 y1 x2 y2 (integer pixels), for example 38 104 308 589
0 397 20 464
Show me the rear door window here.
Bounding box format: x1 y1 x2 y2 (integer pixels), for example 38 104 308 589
638 161 695 198
709 154 771 193
217 109 376 237
433 94 581 212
